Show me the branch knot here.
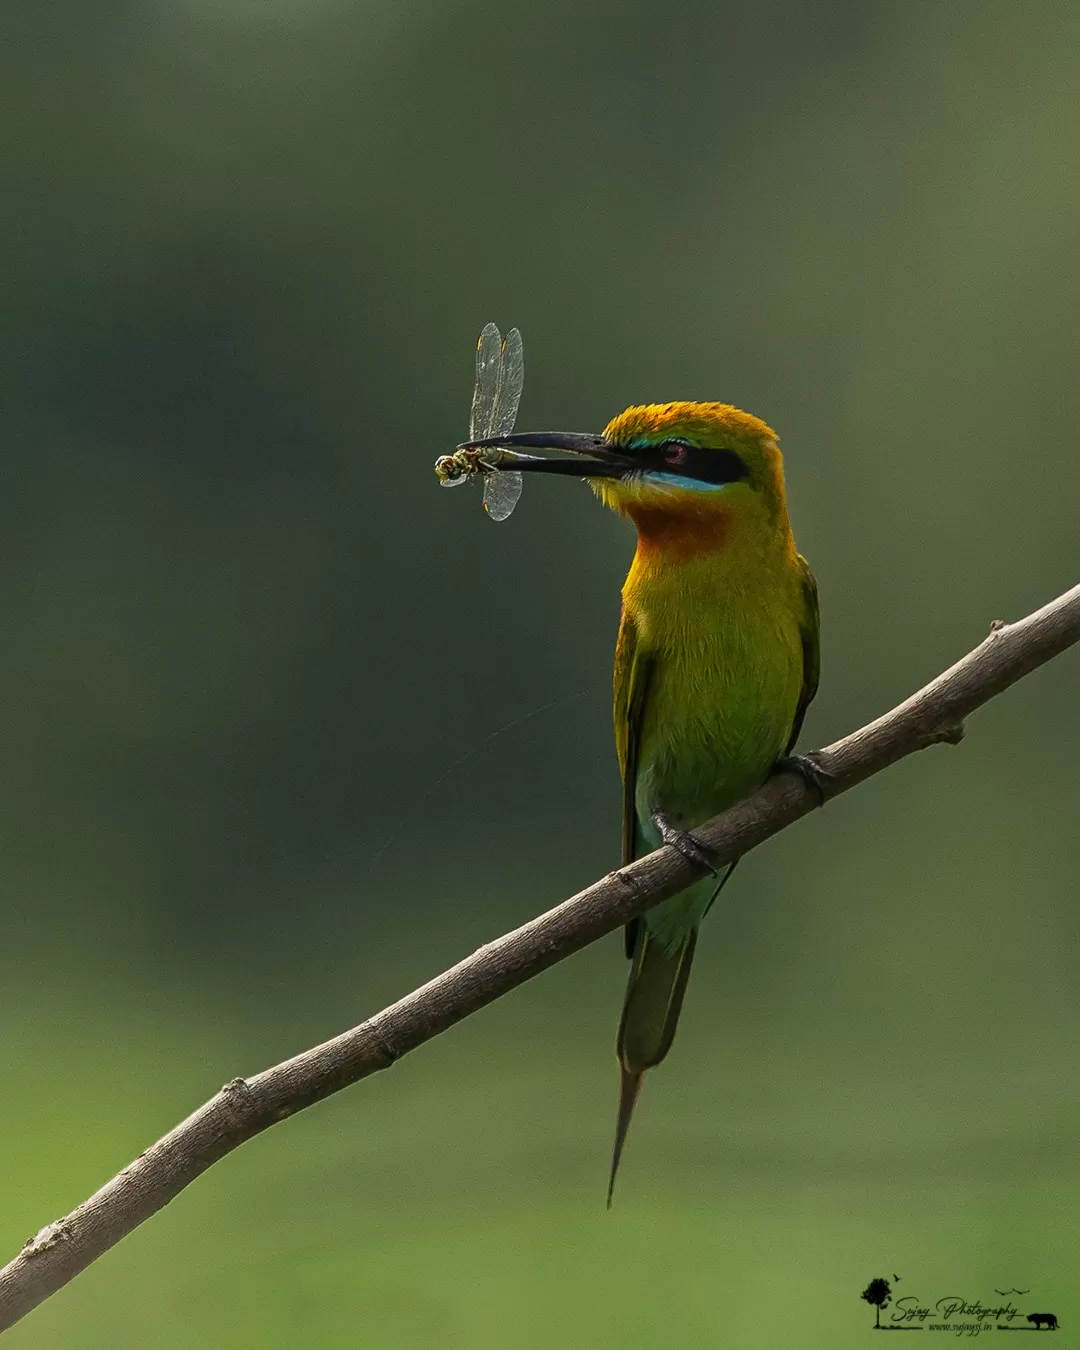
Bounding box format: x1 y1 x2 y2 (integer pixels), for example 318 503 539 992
369 1019 402 1066
22 1221 72 1258
608 865 650 917
218 1077 257 1128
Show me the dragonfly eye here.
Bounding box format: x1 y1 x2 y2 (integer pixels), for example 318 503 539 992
661 440 690 467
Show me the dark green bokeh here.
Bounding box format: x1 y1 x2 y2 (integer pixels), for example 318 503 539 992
2 2 1079 1345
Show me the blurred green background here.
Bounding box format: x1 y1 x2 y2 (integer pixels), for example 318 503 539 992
2 1 1079 1345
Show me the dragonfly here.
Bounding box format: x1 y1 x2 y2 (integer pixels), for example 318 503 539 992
435 322 524 522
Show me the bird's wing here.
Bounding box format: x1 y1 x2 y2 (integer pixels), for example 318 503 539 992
613 606 653 866
785 553 820 755
613 607 655 958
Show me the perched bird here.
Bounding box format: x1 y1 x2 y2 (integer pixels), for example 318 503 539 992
460 402 820 1202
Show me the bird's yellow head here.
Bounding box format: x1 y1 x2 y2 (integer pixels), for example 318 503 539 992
594 400 786 526
458 399 790 558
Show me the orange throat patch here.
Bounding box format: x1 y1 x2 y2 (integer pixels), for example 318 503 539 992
624 500 732 562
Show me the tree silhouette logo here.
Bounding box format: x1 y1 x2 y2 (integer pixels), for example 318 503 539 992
858 1275 919 1330
861 1277 892 1329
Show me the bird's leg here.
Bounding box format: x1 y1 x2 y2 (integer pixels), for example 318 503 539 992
774 751 832 805
650 809 721 877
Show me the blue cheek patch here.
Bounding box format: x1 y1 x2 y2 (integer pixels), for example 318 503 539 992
643 471 731 492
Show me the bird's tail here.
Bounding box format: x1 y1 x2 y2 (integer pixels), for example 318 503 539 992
607 926 698 1206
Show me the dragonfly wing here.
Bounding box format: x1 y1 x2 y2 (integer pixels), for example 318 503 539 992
469 323 503 441
491 326 524 437
465 323 524 521
481 327 524 521
483 469 523 521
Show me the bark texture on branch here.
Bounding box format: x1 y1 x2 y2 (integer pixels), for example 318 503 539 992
1 581 1078 1334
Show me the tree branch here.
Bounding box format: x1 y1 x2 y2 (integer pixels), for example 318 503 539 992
2 580 1079 1333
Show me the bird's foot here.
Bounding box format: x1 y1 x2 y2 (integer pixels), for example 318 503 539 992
774 752 832 805
650 810 721 876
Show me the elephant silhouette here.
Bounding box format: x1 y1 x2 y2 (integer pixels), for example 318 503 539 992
1027 1312 1058 1330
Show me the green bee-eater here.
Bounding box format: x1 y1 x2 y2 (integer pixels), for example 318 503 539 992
461 401 820 1201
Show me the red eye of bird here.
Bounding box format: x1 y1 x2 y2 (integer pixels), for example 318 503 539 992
662 441 689 466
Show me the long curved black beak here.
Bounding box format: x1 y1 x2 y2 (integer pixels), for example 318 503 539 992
455 431 634 479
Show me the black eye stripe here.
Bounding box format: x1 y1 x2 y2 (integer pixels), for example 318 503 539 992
652 440 748 485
